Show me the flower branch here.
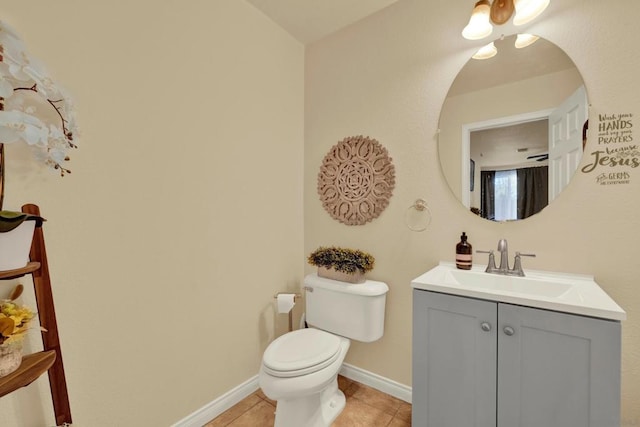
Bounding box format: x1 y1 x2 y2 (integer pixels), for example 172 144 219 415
0 19 80 176
13 84 76 149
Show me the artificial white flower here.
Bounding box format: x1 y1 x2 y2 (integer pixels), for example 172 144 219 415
47 124 66 143
0 110 49 146
48 147 67 165
0 26 27 76
0 19 79 174
2 89 23 110
6 53 34 82
0 20 25 50
0 76 12 98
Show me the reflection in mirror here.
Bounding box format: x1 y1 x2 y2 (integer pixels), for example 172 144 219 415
438 34 588 222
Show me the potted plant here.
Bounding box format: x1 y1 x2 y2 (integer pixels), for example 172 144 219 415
0 289 38 377
307 246 375 284
0 20 79 270
0 211 44 271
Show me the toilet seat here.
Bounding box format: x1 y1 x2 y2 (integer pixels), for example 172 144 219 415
262 328 342 378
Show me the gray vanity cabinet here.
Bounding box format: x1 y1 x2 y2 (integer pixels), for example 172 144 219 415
412 289 621 427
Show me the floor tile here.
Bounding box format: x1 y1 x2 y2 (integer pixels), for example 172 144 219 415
395 401 412 423
203 393 262 427
337 375 353 393
348 382 402 416
255 388 277 406
226 400 276 427
205 377 412 427
388 417 411 427
331 396 394 427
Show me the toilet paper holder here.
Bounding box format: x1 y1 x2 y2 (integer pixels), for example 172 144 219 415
273 293 302 300
274 293 302 332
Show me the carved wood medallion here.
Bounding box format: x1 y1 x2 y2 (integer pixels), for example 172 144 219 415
317 135 395 225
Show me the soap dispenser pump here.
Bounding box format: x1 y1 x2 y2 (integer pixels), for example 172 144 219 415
456 232 472 270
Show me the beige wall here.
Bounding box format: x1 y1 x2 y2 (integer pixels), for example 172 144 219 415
306 0 640 424
2 0 639 425
0 1 303 425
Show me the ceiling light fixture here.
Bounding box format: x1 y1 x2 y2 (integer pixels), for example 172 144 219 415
514 33 540 48
513 0 551 25
472 33 538 60
462 0 550 40
472 41 498 60
462 0 493 40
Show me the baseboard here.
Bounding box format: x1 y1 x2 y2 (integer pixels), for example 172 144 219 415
173 364 412 425
171 375 259 427
339 363 412 403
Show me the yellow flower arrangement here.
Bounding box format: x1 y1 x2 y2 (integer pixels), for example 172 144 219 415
0 301 36 345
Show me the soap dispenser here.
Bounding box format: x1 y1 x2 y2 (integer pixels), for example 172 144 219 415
456 232 472 270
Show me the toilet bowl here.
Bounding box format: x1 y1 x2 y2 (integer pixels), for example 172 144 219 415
259 274 389 427
259 328 350 427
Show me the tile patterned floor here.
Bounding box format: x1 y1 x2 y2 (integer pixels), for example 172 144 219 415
204 375 411 427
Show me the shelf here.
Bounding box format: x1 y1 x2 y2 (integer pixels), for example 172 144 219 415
0 262 41 280
0 205 73 424
0 350 56 398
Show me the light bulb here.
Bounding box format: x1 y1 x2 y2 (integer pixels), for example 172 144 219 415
515 33 539 48
472 41 498 60
462 0 493 40
513 0 550 26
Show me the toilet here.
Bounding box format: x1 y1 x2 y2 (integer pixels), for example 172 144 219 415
259 273 389 427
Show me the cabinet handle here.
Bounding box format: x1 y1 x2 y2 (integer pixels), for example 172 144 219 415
503 326 515 336
481 322 491 332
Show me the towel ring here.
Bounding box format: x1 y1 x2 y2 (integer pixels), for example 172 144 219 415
405 199 432 232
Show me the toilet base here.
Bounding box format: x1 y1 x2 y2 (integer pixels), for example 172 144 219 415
273 377 346 427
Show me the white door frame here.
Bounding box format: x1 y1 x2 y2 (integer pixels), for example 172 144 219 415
460 109 554 208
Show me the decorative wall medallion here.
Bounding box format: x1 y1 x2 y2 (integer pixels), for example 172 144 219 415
317 135 395 225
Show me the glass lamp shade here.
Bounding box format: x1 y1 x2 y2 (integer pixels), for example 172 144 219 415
472 41 498 60
515 33 540 48
513 0 550 26
462 0 493 40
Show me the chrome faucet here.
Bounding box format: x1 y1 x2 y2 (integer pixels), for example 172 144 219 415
476 249 499 273
477 239 536 276
497 238 509 272
510 252 537 276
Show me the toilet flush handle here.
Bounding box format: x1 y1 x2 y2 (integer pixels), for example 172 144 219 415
304 286 314 293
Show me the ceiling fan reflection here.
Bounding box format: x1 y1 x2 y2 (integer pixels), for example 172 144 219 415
526 153 549 162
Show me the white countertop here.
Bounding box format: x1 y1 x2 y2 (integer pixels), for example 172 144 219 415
411 262 626 321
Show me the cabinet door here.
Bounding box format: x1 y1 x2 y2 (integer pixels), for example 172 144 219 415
498 303 621 427
413 290 497 427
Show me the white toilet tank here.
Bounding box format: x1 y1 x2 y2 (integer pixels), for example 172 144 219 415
303 274 389 342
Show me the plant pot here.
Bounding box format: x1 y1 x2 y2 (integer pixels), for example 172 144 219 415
0 220 35 271
317 266 365 284
0 341 23 378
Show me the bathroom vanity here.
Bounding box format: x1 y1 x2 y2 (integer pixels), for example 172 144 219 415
411 262 626 427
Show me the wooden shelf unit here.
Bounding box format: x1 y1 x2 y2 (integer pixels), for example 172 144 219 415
0 204 72 426
0 262 40 280
0 350 56 398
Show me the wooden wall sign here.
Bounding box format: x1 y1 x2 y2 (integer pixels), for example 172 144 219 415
317 135 395 225
581 112 638 186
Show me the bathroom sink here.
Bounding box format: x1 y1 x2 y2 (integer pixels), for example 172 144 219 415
449 269 572 298
411 262 626 321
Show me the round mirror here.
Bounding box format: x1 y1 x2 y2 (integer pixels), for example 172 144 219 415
438 34 588 222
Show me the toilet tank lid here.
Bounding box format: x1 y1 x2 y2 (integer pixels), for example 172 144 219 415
304 274 389 296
